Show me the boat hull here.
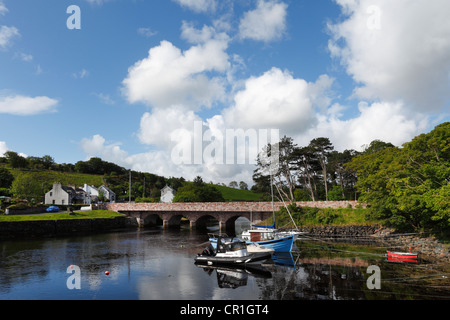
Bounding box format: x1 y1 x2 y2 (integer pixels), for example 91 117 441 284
246 235 294 252
195 251 272 266
387 251 418 260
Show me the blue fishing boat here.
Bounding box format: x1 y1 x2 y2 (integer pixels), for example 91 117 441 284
209 231 294 252
240 229 295 252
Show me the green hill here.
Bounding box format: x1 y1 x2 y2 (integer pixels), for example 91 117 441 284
9 169 104 188
209 184 264 202
1 164 264 203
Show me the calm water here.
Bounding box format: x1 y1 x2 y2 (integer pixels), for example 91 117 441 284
0 225 449 300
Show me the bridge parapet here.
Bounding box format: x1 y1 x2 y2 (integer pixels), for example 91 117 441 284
99 201 362 213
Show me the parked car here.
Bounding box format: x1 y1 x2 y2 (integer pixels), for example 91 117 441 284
46 206 59 213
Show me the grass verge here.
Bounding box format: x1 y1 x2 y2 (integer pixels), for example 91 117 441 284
0 210 123 222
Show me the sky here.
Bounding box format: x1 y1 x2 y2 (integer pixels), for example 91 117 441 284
0 0 449 185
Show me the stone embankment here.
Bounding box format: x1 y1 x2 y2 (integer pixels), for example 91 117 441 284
0 217 128 239
378 231 449 263
298 225 449 263
297 225 380 238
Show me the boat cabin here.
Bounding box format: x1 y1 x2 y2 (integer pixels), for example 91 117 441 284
216 237 247 253
248 229 276 242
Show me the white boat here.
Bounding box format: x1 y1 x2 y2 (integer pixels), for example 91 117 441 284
195 236 272 266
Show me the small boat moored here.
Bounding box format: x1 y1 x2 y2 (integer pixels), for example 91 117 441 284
195 237 272 266
387 250 418 263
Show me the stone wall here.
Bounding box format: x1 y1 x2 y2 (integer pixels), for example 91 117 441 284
0 216 128 239
99 201 363 213
298 225 380 238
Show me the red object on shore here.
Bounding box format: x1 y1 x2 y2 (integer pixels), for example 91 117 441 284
387 251 418 262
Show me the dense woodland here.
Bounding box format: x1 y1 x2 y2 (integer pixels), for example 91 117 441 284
0 122 448 233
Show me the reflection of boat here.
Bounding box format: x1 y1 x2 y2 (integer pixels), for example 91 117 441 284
195 264 272 289
195 237 272 266
271 252 296 269
387 251 418 263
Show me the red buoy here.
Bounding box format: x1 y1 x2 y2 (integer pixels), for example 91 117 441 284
105 271 109 276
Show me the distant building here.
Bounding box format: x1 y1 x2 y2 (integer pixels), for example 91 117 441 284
82 184 99 203
98 185 116 203
45 183 90 205
160 185 175 203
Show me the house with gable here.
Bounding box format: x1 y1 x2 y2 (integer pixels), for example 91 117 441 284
160 185 175 203
45 183 91 205
98 185 116 203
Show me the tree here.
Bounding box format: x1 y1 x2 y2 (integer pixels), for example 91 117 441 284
4 151 28 169
10 173 44 203
0 167 14 189
254 136 298 202
347 123 449 233
328 149 359 200
309 137 334 201
293 145 320 201
229 181 238 188
239 181 248 190
173 180 225 203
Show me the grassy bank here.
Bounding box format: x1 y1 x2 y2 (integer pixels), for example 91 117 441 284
270 206 379 228
0 210 123 222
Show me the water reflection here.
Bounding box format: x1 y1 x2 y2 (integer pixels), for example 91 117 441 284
196 264 272 289
0 228 448 300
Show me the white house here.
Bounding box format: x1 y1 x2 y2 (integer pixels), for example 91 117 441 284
82 184 99 197
99 185 116 203
45 183 90 205
160 185 175 203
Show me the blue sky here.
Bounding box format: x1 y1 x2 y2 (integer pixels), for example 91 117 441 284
0 0 449 184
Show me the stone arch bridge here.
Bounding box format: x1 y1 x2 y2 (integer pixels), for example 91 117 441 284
98 201 360 231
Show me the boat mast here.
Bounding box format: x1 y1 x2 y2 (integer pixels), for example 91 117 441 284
270 172 275 226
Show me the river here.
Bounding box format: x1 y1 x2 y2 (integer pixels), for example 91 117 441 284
0 222 448 301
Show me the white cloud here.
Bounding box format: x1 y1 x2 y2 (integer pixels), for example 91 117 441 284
14 52 33 62
0 1 8 16
0 95 59 116
173 0 217 13
92 93 115 105
122 30 229 110
84 0 113 5
138 105 202 147
72 69 89 79
0 25 19 49
301 100 428 152
328 0 450 112
0 141 9 156
222 68 332 134
137 27 158 38
80 134 128 162
239 0 288 42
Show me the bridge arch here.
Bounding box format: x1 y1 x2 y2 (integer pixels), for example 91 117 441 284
193 214 219 230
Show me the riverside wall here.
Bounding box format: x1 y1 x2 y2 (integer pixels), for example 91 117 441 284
0 216 128 239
